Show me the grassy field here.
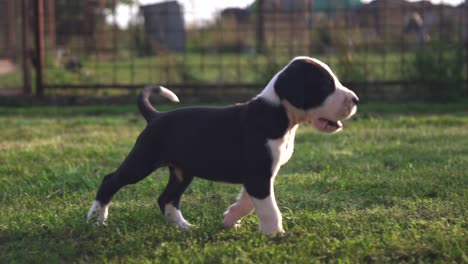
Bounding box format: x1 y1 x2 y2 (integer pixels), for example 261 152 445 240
0 52 414 90
0 102 467 263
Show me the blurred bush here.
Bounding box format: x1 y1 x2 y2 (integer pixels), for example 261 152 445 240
404 43 465 102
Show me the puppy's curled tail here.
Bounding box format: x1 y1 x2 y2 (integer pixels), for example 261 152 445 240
138 85 180 122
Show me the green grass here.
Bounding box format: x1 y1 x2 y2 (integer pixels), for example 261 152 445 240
41 52 412 87
0 103 467 263
0 71 24 89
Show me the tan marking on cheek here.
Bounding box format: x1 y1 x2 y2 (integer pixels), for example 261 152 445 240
174 167 184 182
280 100 310 127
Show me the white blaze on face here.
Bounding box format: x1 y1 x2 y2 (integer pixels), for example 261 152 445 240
304 58 359 133
314 85 358 121
258 56 358 133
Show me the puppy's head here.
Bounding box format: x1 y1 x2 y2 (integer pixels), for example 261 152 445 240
274 57 359 133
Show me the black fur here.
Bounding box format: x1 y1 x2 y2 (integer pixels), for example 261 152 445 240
138 85 162 122
92 58 343 221
95 98 289 210
157 166 193 211
275 59 335 109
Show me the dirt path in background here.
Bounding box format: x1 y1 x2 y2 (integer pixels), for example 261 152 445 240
0 89 22 96
0 59 16 74
0 60 23 96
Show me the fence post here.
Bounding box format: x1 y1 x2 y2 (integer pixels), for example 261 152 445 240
46 0 55 52
6 0 16 61
256 0 264 54
33 0 45 97
21 0 32 95
466 0 468 97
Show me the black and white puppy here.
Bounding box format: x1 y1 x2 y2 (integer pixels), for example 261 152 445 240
87 56 359 235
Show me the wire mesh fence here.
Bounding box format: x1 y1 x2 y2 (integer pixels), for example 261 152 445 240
0 0 467 101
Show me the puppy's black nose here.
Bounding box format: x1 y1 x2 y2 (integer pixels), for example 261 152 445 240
352 97 359 105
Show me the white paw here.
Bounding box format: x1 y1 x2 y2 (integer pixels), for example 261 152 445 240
164 204 192 231
227 220 242 229
223 211 242 228
175 220 192 231
87 200 109 225
259 221 284 235
250 194 284 235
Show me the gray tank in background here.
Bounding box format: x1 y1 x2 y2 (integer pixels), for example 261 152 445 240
140 1 185 53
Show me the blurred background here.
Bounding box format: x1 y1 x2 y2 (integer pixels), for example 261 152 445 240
0 0 467 102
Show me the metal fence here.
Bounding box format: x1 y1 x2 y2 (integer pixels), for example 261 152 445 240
1 0 467 101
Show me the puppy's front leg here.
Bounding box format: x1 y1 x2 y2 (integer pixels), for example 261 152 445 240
223 189 254 228
251 192 283 235
245 174 284 235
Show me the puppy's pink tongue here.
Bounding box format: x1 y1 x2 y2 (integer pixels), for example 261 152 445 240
313 118 343 133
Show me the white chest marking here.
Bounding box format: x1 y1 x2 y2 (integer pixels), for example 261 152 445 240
267 125 298 173
255 126 298 236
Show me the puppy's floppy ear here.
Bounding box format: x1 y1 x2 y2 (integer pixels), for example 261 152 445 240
274 60 306 108
274 59 335 110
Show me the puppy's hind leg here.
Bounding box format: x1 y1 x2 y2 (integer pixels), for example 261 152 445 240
87 173 114 225
87 141 158 225
223 189 254 229
158 166 193 230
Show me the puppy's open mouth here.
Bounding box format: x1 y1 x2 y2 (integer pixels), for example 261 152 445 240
312 118 343 133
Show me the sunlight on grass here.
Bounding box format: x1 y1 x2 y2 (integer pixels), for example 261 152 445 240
0 103 467 263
